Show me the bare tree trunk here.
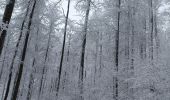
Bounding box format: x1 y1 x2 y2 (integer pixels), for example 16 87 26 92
0 0 16 56
140 17 147 60
67 34 71 62
154 10 159 59
144 17 147 59
79 0 91 100
26 26 40 100
130 2 135 78
99 32 102 77
125 4 131 99
149 0 154 61
125 5 130 60
38 20 53 100
56 0 71 97
94 31 99 85
10 1 37 100
26 60 35 100
0 31 10 80
1 75 9 100
130 4 135 100
113 0 121 99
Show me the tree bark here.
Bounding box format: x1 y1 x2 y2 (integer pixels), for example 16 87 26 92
149 0 154 61
11 1 37 100
94 31 99 85
154 10 159 58
56 0 71 97
79 0 91 100
38 20 53 100
0 0 16 56
113 0 121 99
26 26 40 100
99 32 103 77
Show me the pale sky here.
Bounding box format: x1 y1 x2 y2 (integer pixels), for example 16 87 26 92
62 0 81 21
159 4 170 13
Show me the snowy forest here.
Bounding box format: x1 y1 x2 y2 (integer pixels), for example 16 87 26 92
0 0 170 100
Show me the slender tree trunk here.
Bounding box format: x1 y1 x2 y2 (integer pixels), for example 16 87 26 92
113 0 121 99
56 0 71 97
79 0 91 100
38 21 53 100
67 34 71 62
154 10 159 59
26 26 40 100
94 32 99 85
0 31 10 79
10 1 37 100
0 0 16 56
140 15 147 59
26 60 35 100
130 3 135 77
125 4 131 99
149 0 154 61
125 6 130 60
99 32 102 77
130 4 135 100
144 17 147 59
1 75 9 100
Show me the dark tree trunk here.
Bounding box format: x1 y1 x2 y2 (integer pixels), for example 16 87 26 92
26 60 35 100
0 33 10 79
0 0 16 56
130 5 135 76
11 1 37 100
56 0 71 97
79 0 91 100
113 0 121 99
